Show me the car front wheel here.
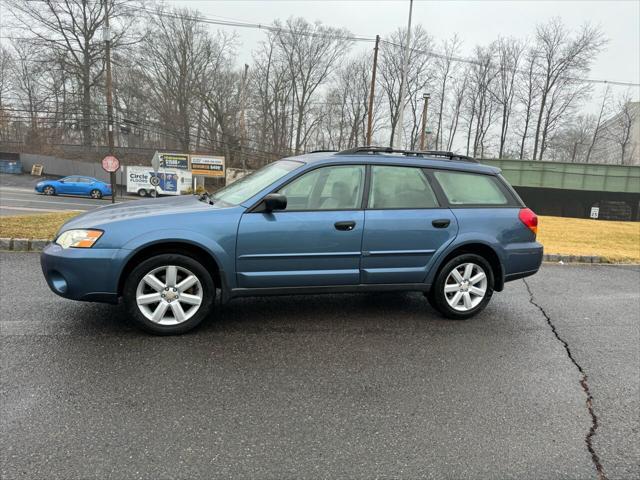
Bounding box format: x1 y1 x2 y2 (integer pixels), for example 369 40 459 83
123 254 215 335
90 189 103 199
43 186 55 195
428 253 494 319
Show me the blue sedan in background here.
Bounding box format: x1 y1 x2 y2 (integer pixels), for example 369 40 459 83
35 176 112 199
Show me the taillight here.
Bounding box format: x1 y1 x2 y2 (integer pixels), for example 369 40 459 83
518 208 538 235
518 208 538 236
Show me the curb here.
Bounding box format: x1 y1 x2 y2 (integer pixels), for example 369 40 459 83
542 254 607 264
0 238 631 264
0 238 51 252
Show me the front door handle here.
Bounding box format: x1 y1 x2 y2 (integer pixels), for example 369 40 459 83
334 221 356 231
432 219 451 228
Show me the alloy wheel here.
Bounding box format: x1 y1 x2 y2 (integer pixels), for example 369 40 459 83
443 262 487 312
135 265 203 325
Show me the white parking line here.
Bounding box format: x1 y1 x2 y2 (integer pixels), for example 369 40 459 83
0 186 38 193
0 206 87 213
0 196 100 208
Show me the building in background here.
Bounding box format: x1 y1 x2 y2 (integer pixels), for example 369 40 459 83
591 102 640 166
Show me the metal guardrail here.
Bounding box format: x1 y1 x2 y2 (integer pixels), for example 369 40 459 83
481 159 640 194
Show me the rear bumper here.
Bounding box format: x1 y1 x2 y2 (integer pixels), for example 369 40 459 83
504 241 543 283
40 243 121 304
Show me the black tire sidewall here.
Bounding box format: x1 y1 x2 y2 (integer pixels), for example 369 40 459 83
123 253 215 335
430 253 494 319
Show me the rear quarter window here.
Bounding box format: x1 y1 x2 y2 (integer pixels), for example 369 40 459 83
433 170 512 206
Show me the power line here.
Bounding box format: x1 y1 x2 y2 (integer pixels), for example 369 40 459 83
381 39 640 88
3 1 638 87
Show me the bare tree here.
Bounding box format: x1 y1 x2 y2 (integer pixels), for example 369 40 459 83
464 45 497 157
552 114 592 162
140 7 235 151
274 17 352 154
0 46 14 141
607 94 639 165
584 85 611 162
9 0 142 146
445 71 468 151
379 25 433 148
433 35 461 150
515 49 540 159
492 37 524 158
531 18 606 160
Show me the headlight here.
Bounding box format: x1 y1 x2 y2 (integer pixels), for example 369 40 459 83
55 229 103 248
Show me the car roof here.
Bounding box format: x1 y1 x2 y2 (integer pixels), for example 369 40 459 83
285 151 501 175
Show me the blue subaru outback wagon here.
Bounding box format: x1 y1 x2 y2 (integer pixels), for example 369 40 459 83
41 147 543 335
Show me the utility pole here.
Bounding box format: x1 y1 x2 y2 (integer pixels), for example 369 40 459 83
104 0 116 203
366 35 380 146
239 63 249 170
419 93 430 150
392 0 413 149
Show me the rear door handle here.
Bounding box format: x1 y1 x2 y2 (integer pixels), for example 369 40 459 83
432 219 451 228
334 221 356 231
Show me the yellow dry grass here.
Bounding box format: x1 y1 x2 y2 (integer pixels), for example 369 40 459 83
0 211 638 262
0 211 80 239
538 215 640 263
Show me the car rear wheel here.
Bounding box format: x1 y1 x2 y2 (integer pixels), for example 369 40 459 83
43 186 55 195
90 189 103 199
428 253 494 319
123 254 215 335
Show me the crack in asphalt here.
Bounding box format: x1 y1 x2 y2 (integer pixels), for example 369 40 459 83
523 279 608 480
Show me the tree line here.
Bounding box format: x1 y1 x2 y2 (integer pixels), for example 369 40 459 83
0 0 638 168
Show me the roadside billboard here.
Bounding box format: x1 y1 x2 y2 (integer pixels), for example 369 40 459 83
155 152 189 170
190 155 225 177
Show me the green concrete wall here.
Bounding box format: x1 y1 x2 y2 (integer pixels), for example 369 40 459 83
481 159 640 194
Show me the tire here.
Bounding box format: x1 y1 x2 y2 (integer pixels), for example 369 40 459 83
149 189 157 198
138 189 147 197
90 189 103 199
123 253 215 335
428 253 494 320
43 185 55 196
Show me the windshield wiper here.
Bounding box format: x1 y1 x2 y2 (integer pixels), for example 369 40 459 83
198 192 214 205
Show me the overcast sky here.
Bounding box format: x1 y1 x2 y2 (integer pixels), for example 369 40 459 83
171 0 640 97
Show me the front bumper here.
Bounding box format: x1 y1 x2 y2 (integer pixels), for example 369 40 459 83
40 243 122 303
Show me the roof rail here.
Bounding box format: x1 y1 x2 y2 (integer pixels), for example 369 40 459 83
335 146 477 163
308 149 338 154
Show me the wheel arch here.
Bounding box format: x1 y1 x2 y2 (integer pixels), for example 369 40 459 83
429 241 505 292
117 241 225 297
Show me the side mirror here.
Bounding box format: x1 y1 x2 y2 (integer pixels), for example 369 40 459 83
262 193 287 212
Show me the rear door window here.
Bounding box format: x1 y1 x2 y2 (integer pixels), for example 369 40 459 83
368 166 439 209
433 170 509 206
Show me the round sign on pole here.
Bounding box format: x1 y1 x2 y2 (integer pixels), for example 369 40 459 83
149 176 160 187
102 155 120 173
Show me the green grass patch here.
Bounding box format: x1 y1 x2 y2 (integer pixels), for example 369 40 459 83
0 211 80 239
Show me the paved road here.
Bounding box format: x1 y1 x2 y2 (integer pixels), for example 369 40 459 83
0 174 133 216
1 254 638 479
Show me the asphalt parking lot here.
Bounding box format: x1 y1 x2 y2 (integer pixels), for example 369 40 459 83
1 253 638 479
0 173 133 216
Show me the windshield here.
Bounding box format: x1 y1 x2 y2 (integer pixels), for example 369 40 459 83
211 160 302 205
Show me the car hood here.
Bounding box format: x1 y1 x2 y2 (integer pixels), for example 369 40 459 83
60 195 228 231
